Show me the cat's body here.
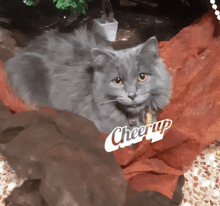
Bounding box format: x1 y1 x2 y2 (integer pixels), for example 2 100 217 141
6 24 171 135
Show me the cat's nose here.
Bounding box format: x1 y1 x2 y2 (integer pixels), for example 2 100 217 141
128 93 136 100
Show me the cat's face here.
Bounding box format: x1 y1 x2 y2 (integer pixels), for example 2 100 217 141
91 37 171 115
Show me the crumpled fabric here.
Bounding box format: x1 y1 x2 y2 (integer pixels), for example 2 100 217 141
0 8 220 200
0 102 127 206
103 9 220 199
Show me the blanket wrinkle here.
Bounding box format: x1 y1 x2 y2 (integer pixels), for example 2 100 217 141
0 8 220 201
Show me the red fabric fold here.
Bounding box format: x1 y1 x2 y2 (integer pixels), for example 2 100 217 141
1 8 220 199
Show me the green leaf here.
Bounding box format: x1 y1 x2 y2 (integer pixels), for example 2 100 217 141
56 1 62 8
23 0 40 6
70 3 77 8
82 7 85 15
56 0 67 9
61 5 67 9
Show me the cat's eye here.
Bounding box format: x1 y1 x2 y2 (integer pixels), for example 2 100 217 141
113 77 123 86
138 73 148 82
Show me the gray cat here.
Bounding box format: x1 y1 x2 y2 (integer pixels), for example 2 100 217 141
5 24 171 135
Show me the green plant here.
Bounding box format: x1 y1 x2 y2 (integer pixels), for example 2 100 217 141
22 0 90 15
22 0 40 6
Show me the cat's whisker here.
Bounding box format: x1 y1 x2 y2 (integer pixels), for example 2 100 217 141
98 96 128 105
142 93 150 96
98 99 118 105
117 97 127 100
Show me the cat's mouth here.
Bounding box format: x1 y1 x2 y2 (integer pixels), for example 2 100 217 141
116 94 149 113
125 103 145 113
127 103 142 108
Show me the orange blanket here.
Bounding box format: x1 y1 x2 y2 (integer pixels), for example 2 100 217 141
0 8 220 200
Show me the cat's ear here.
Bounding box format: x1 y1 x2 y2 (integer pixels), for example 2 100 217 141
138 36 158 57
91 48 114 67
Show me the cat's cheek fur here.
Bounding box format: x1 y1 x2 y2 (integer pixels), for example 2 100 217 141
108 84 126 99
92 72 112 106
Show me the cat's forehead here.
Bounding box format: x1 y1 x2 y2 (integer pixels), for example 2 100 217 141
111 50 140 78
115 50 138 66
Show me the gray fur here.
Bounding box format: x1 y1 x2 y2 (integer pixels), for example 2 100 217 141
5 25 171 134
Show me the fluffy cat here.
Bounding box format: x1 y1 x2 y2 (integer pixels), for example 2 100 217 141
5 24 171 135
